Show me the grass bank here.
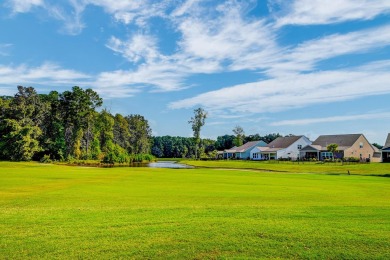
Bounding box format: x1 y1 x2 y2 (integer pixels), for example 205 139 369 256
181 159 390 176
0 162 389 258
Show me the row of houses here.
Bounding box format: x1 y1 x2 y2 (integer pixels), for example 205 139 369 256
221 133 390 163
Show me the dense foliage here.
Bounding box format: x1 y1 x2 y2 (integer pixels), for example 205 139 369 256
0 87 284 161
0 86 153 163
151 136 216 159
151 133 282 158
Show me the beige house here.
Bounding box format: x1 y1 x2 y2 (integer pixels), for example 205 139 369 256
300 134 381 162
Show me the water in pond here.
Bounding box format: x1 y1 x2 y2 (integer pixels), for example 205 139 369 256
70 161 193 168
148 161 194 169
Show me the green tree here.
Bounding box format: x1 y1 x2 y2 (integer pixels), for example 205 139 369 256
59 86 102 159
0 87 43 161
215 135 235 150
0 119 41 161
232 125 245 147
0 86 157 162
126 115 152 154
97 109 115 154
113 114 130 149
244 134 261 143
261 133 282 144
327 143 339 160
38 91 65 160
372 143 383 149
188 108 207 159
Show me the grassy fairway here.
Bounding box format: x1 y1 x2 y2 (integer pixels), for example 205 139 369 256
1 162 389 259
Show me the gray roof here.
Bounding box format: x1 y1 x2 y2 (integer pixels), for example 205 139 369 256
259 147 282 153
267 136 303 149
300 144 322 151
312 134 362 148
226 141 263 153
384 133 390 149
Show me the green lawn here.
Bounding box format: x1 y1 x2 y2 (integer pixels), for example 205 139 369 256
1 162 389 259
182 159 390 176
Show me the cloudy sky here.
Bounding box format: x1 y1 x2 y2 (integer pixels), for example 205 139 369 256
1 0 390 144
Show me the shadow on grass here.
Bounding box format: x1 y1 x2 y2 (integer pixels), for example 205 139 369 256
371 173 390 178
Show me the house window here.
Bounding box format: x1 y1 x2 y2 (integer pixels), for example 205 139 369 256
298 145 302 150
360 142 363 148
321 152 333 160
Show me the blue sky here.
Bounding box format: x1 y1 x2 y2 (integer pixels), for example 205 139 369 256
1 0 390 145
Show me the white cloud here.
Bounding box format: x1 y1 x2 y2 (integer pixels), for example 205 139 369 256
100 1 277 93
4 0 390 111
169 60 390 114
265 25 390 76
92 62 188 96
5 0 172 34
106 34 160 64
6 0 43 13
271 112 390 126
0 62 90 89
88 0 172 26
171 0 201 17
177 5 276 66
0 62 142 98
46 2 86 35
273 0 390 27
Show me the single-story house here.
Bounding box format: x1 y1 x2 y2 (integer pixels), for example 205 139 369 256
223 141 267 159
250 135 312 160
300 134 381 162
382 133 390 163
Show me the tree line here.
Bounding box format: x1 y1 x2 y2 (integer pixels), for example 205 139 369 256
0 86 152 163
150 133 282 159
0 87 282 162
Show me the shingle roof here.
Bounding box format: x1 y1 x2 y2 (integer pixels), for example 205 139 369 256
312 134 361 148
384 133 390 149
259 147 282 152
300 144 322 151
235 141 264 152
267 136 303 149
226 141 263 153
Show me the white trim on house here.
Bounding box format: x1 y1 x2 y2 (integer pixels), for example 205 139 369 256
250 136 312 160
223 141 267 159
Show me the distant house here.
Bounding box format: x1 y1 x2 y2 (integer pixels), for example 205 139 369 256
250 135 311 160
223 141 267 159
300 134 381 162
382 133 390 163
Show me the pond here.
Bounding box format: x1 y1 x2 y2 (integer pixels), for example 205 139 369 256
68 161 194 168
148 161 194 169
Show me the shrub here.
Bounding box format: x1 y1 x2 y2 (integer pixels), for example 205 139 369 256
343 157 360 162
40 154 52 163
130 153 155 163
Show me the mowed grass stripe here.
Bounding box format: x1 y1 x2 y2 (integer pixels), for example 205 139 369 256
0 162 389 259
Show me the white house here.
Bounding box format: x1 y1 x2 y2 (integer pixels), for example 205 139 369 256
250 136 311 160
